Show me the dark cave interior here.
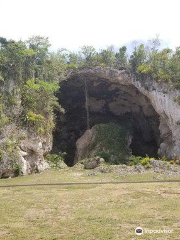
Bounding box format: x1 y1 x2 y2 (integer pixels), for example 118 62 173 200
52 74 161 166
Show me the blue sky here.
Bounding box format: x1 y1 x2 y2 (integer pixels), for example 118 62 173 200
0 0 180 51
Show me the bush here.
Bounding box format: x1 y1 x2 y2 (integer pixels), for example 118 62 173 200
13 163 22 176
93 123 132 164
24 110 44 123
45 153 66 168
128 155 142 166
145 163 152 169
96 151 111 163
161 155 167 161
141 156 155 165
175 157 180 165
170 160 175 165
21 78 63 134
129 155 155 166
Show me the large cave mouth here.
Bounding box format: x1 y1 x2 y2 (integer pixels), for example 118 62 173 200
53 71 161 166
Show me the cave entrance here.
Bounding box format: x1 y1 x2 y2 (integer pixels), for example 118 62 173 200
53 70 160 166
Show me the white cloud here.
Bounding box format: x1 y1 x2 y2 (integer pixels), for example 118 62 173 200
0 0 180 50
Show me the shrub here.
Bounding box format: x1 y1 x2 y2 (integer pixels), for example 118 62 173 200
141 156 155 165
21 78 63 134
13 163 22 176
45 153 66 168
93 123 132 164
161 155 167 161
96 151 111 163
25 110 44 123
145 163 152 169
0 149 4 162
128 155 142 166
170 160 175 165
175 157 180 165
129 155 155 166
0 101 9 129
0 138 23 176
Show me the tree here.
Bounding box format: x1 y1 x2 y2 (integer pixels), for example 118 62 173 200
115 46 128 69
147 35 161 55
26 36 50 79
130 44 147 73
137 47 173 82
99 45 116 67
68 52 79 66
21 78 62 133
84 78 90 130
77 71 90 130
80 45 96 67
0 40 30 85
44 49 68 82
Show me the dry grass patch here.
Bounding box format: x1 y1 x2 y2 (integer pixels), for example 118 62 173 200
0 177 180 239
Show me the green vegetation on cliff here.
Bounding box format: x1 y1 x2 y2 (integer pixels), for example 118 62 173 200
1 35 180 136
0 36 65 175
1 35 180 172
92 123 132 164
0 36 64 134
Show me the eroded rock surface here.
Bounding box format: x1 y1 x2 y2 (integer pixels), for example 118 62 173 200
0 124 51 178
75 123 131 164
3 66 179 176
54 67 180 165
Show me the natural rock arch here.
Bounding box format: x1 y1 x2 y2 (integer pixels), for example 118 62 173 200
53 67 180 166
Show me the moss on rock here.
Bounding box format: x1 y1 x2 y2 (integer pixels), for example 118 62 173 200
75 122 132 164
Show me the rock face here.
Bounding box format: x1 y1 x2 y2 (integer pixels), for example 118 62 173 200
83 157 103 169
92 67 180 159
75 123 132 164
2 66 180 176
0 124 51 178
75 128 96 162
18 134 51 174
54 67 180 165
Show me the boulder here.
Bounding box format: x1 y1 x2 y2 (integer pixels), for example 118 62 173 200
75 123 132 164
82 156 104 169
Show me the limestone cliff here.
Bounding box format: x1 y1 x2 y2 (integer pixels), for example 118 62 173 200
91 67 180 159
54 67 180 164
0 123 51 178
2 66 180 176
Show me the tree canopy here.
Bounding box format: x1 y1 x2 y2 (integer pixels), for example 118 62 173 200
1 35 180 134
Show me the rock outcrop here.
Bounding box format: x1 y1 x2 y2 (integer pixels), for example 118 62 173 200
2 66 180 176
0 123 51 178
82 157 103 169
54 67 180 164
90 67 180 159
75 123 132 164
75 128 96 162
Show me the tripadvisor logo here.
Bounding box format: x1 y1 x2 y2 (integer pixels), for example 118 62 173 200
135 227 173 235
135 227 143 235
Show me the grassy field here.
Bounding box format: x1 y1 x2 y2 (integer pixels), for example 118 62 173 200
0 169 180 240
